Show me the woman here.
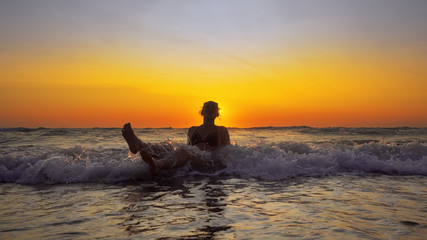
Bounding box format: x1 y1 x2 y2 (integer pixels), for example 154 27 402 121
122 101 230 176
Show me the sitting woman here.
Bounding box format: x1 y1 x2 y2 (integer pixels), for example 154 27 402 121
122 101 230 176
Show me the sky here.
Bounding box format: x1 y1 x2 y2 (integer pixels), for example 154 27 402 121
1 0 426 128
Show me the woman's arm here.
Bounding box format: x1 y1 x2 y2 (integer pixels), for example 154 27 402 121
219 126 230 146
187 126 197 145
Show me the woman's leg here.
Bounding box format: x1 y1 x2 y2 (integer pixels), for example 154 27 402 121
150 148 200 171
122 123 208 176
122 123 160 176
141 148 208 176
122 123 150 153
144 148 210 176
170 148 213 172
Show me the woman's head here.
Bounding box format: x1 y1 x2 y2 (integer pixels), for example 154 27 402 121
200 101 220 118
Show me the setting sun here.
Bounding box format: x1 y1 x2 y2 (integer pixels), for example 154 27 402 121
1 2 427 240
1 1 426 128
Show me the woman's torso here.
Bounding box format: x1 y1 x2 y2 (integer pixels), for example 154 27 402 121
189 126 219 147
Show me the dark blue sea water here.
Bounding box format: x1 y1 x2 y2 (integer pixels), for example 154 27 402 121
1 127 426 239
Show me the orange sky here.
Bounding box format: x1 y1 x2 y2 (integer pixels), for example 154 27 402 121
1 0 426 128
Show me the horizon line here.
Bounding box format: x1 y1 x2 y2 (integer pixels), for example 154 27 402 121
1 125 426 129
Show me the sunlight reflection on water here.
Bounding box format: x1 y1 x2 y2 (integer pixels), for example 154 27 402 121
1 175 426 239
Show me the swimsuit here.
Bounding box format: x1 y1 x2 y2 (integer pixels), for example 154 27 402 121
189 126 219 147
189 126 226 172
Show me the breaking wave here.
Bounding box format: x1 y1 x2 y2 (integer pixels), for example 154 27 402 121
1 141 426 184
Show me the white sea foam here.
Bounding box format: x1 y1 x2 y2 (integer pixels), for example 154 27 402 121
221 142 427 180
1 140 426 184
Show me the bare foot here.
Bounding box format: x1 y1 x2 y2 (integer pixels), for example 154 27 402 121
122 123 142 154
140 151 160 177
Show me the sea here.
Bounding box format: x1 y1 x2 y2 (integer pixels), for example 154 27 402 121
0 127 426 239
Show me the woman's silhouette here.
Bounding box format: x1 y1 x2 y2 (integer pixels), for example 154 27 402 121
122 101 230 176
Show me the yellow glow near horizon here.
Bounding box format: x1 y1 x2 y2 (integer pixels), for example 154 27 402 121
1 1 426 128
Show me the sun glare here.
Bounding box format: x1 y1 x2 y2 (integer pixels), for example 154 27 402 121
0 1 426 127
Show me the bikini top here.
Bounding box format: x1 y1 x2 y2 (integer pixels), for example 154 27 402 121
189 126 219 147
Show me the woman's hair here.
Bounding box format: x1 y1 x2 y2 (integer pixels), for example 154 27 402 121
199 101 220 118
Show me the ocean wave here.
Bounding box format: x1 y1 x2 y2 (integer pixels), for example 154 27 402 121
296 127 427 135
0 127 46 132
221 141 427 180
1 141 426 184
0 145 148 184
